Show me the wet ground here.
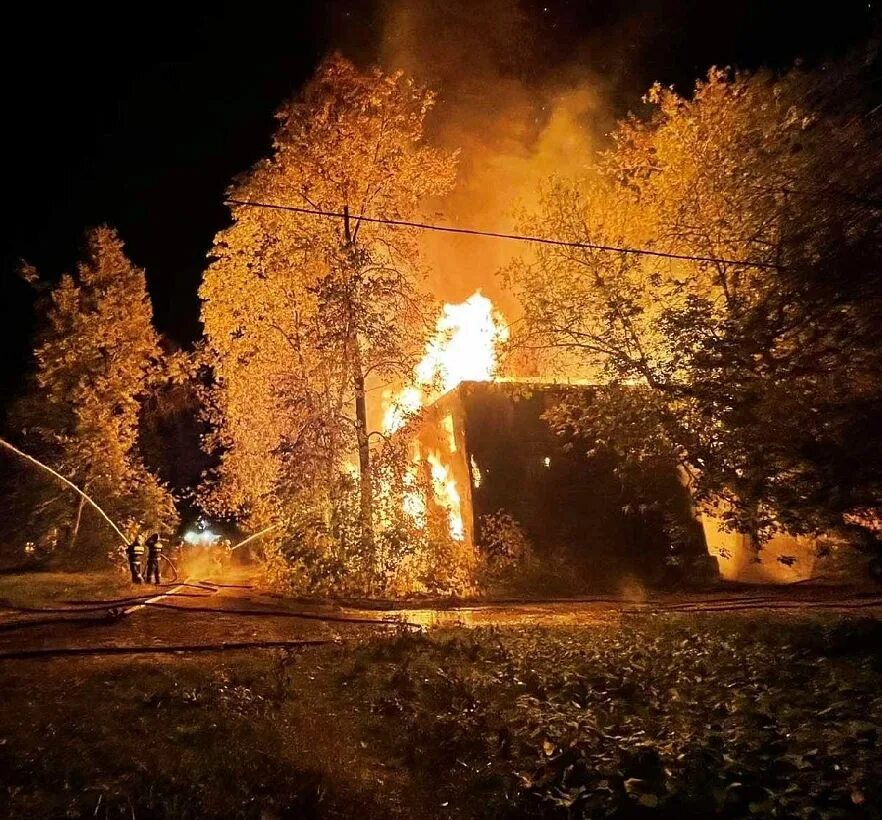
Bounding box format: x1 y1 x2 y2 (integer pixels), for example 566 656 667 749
0 575 382 659
1 571 880 659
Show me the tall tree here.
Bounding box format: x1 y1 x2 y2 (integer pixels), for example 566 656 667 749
10 226 177 557
512 50 882 546
201 55 457 558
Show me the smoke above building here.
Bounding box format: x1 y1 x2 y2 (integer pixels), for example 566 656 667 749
373 0 614 316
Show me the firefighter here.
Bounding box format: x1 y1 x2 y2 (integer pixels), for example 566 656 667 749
126 537 145 584
219 537 233 571
145 533 163 584
173 536 186 571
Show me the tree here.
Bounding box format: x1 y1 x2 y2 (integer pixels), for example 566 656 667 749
8 226 177 559
201 55 457 573
511 49 882 548
139 347 213 520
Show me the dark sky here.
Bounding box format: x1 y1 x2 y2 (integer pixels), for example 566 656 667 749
2 0 878 401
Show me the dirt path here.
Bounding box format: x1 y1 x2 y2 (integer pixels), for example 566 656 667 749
0 574 393 659
1 573 879 659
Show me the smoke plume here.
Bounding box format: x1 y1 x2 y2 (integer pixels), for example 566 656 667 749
374 0 614 320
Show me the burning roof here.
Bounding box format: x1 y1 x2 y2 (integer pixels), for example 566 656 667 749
382 290 509 434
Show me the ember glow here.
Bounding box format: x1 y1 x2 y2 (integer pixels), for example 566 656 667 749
382 291 509 434
427 450 465 541
470 454 482 488
401 462 427 527
378 292 508 543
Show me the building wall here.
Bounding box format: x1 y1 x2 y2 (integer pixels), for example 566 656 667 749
456 382 707 587
404 382 852 587
700 513 818 583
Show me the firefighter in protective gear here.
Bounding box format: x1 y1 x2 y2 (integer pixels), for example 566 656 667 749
145 533 163 584
126 538 145 584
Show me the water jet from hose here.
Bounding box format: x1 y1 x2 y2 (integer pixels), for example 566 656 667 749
230 523 281 552
0 437 128 547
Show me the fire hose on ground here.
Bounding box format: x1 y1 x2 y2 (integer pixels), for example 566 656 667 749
0 638 340 661
158 552 178 582
0 593 212 614
0 597 418 630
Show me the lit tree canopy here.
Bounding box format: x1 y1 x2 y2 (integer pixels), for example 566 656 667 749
11 226 177 554
512 52 882 542
201 55 457 536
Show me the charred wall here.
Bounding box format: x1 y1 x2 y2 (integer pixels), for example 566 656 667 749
457 382 709 587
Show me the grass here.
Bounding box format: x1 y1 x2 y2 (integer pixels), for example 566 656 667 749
0 569 132 608
0 614 880 817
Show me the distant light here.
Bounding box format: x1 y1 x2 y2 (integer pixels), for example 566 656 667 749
543 456 551 469
184 528 219 547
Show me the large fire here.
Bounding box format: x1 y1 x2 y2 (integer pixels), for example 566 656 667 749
427 450 465 541
382 290 509 434
380 291 508 544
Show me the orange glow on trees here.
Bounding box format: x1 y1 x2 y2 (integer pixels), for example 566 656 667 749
512 60 882 546
10 227 177 554
200 56 457 591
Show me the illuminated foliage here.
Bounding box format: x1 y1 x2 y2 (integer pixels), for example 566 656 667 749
201 55 457 588
9 227 178 556
513 52 882 545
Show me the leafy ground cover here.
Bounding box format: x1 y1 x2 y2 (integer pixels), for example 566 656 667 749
341 616 882 818
0 652 416 819
0 613 879 818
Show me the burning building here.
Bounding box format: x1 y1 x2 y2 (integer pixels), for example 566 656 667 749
400 380 716 589
383 291 832 588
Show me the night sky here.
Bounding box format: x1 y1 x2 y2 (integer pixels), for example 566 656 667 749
2 0 878 401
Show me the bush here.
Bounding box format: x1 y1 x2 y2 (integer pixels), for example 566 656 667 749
476 510 531 591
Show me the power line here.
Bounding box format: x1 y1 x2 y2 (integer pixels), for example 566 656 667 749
224 198 783 271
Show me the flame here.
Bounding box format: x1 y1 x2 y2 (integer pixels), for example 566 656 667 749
427 450 464 541
470 454 482 488
379 291 507 543
441 414 457 452
401 453 427 527
383 290 509 433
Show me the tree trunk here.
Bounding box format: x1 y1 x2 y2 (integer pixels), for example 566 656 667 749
68 491 87 551
351 339 375 557
342 204 375 566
